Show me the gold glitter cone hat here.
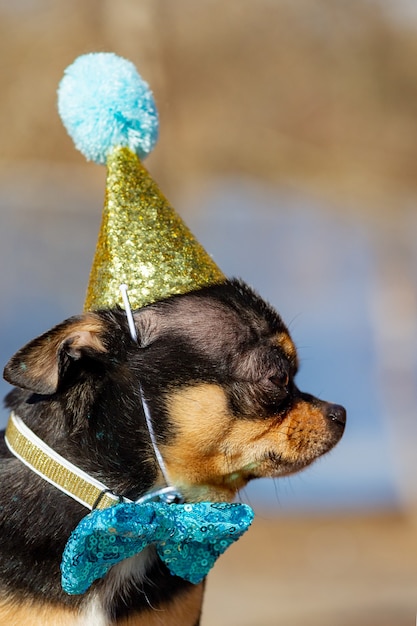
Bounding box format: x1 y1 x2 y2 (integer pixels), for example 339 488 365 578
57 53 224 311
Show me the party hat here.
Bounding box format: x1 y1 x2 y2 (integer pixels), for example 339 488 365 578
57 53 225 311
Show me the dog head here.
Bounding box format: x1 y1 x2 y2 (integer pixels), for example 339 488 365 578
4 279 345 503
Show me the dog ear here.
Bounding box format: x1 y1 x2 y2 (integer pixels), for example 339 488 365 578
3 313 107 394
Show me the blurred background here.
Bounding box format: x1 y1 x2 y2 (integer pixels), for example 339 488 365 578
0 1 416 624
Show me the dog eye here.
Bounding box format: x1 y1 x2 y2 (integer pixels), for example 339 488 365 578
269 373 289 388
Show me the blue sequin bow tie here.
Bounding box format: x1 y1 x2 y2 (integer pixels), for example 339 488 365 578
61 501 254 594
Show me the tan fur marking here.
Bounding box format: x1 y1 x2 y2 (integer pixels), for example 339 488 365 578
116 584 204 626
163 384 335 501
0 599 81 626
273 332 297 361
0 584 203 626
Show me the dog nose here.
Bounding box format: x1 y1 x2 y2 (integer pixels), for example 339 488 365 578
326 403 346 428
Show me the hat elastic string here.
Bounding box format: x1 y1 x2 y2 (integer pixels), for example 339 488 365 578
119 285 180 501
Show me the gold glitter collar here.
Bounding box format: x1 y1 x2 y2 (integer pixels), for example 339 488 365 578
5 412 124 510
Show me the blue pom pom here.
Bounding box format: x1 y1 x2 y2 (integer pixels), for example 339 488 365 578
57 53 159 164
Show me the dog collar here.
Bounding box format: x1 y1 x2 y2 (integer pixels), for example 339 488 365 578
5 412 128 509
5 403 184 511
5 412 184 508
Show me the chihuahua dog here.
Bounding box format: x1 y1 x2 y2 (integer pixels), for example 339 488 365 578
0 279 345 626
